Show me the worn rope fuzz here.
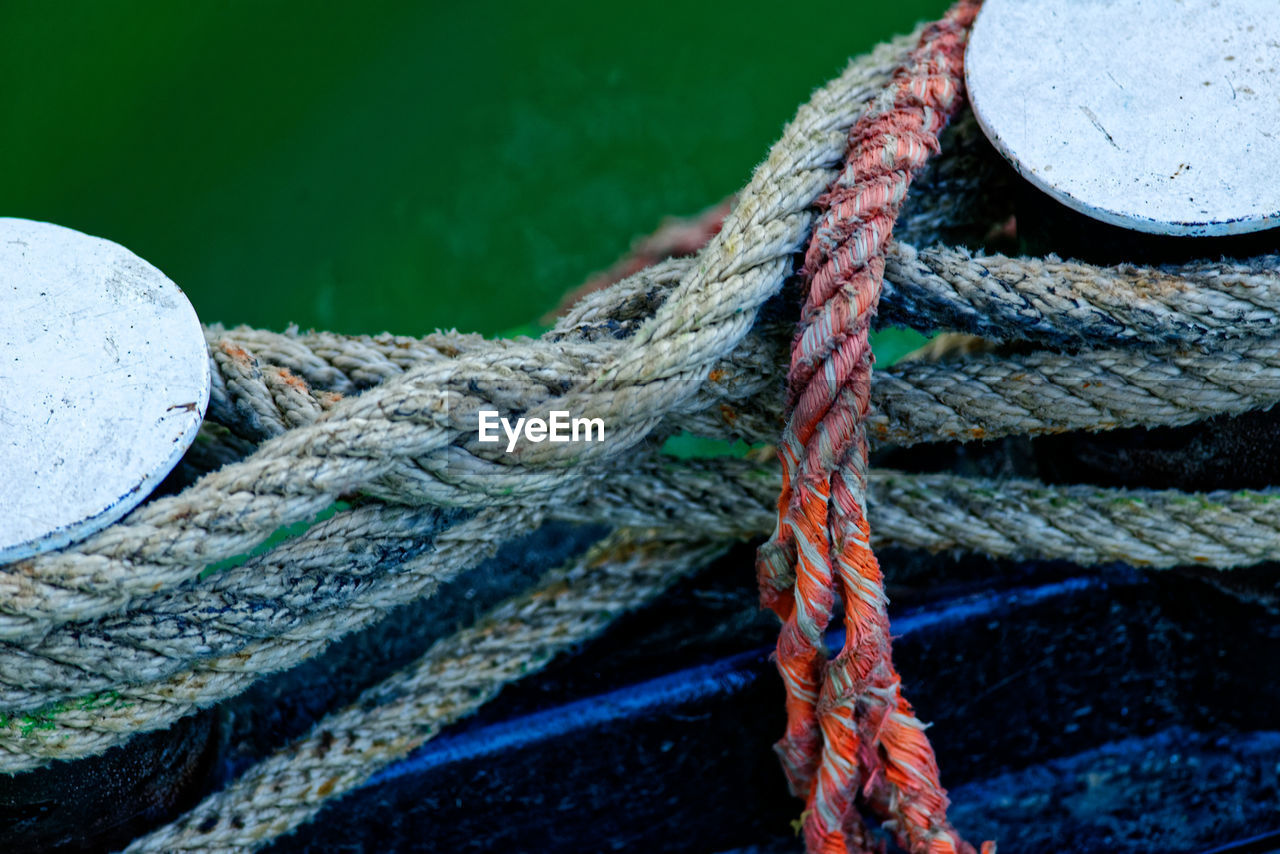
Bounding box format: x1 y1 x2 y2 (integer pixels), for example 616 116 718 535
757 4 992 853
8 5 1280 851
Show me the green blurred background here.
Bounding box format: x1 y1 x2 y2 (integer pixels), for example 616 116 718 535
0 0 950 339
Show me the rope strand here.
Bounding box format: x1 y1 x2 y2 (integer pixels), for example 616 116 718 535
0 8 1276 853
758 5 989 851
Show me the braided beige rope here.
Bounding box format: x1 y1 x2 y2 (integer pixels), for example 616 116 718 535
6 74 1280 769
213 314 1280 452
123 528 728 853
114 461 1280 850
0 17 1276 852
0 33 913 649
882 243 1280 347
224 238 1280 424
561 462 1280 570
866 338 1280 444
0 33 917 768
7 448 1280 768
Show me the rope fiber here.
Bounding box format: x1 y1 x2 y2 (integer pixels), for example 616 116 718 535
2 2 1278 851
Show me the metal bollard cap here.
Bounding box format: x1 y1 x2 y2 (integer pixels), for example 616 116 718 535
966 0 1280 237
0 218 209 561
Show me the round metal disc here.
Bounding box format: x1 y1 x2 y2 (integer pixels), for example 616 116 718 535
0 218 209 562
966 0 1280 236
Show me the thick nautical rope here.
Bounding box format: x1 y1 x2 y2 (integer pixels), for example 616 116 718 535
756 4 987 853
123 527 729 853
0 29 919 770
6 104 1280 780
6 444 1280 768
1 7 1279 853
7 46 1280 650
207 291 1280 452
119 470 1280 852
5 19 1280 759
0 30 913 646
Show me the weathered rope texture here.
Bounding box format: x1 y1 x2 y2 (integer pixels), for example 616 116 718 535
0 27 919 769
0 28 912 645
125 528 726 853
755 5 990 852
0 4 1278 853
3 456 1277 766
881 243 1280 348
576 463 1280 571
209 307 1280 454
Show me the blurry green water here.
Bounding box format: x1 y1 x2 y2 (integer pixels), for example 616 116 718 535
0 0 949 340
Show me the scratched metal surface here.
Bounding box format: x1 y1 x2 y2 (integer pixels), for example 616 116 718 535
0 218 208 561
967 0 1280 237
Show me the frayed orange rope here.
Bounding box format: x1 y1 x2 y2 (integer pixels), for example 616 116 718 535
756 3 994 853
